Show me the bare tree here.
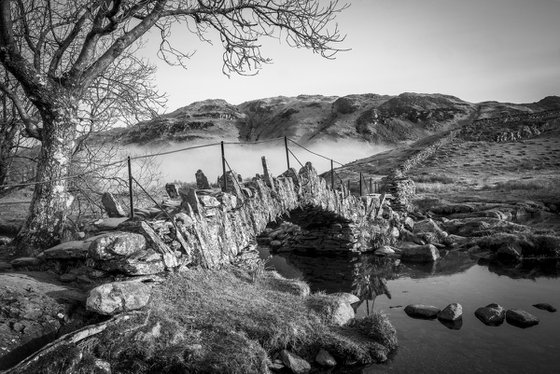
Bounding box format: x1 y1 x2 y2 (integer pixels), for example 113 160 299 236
0 0 348 253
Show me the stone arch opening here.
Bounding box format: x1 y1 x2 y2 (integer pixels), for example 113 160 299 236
260 204 357 254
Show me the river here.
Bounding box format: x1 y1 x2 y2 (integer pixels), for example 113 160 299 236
258 246 560 373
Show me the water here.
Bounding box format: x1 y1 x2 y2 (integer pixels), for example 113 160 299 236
259 247 560 373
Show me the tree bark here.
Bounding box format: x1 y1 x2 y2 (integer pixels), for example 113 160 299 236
16 93 78 254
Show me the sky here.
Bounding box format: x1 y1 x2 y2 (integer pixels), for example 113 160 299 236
137 0 560 112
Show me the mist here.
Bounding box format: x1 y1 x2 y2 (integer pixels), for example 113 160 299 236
124 139 390 186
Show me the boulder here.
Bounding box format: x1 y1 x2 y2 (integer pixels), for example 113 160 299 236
533 303 556 312
86 281 152 315
41 240 91 259
475 303 505 326
280 350 311 374
315 349 337 367
328 299 355 326
331 292 360 305
88 232 146 260
404 304 440 319
101 192 127 218
437 303 462 321
399 243 440 263
506 309 539 328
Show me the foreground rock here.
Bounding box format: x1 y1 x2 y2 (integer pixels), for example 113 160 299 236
475 303 505 326
506 309 540 328
280 350 311 374
404 304 440 319
533 303 556 312
86 281 152 315
437 303 463 321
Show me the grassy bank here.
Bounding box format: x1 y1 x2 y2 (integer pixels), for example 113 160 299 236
10 267 396 374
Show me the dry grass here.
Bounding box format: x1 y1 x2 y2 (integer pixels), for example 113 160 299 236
23 267 396 373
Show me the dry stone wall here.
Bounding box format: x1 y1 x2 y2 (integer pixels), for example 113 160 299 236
121 162 388 269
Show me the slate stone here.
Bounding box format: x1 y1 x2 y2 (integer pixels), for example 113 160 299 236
101 192 127 217
86 281 152 315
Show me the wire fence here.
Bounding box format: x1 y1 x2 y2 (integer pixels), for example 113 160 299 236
0 136 386 211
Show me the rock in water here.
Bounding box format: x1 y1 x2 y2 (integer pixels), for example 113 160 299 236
533 303 556 312
438 303 463 321
86 281 152 315
399 243 440 263
404 304 441 319
475 303 505 326
506 309 540 328
315 349 337 367
280 350 311 374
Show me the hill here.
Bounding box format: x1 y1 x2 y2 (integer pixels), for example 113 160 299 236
92 93 560 147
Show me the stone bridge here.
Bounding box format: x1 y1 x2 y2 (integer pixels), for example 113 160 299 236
83 161 391 272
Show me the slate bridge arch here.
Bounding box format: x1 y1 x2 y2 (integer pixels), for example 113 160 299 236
145 161 386 269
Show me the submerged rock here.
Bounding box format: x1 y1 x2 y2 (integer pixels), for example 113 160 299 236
280 350 311 374
437 303 463 321
533 303 556 312
404 304 440 319
475 303 505 326
506 309 540 328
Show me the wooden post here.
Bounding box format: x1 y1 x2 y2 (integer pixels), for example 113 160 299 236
369 177 373 194
330 159 334 190
127 156 134 218
221 141 227 192
347 179 351 196
284 136 290 170
359 172 363 196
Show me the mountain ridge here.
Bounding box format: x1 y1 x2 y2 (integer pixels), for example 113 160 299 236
92 93 560 146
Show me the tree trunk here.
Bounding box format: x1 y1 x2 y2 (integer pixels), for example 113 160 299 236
16 95 78 254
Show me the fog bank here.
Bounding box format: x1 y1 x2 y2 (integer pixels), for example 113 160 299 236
125 139 390 185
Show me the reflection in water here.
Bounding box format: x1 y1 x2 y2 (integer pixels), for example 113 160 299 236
259 246 560 374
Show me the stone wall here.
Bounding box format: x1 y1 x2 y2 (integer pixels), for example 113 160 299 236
117 162 389 269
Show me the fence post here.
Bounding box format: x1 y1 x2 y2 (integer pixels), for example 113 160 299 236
221 141 227 192
330 159 334 190
284 136 290 170
369 177 373 194
359 172 363 196
127 156 134 218
347 179 350 196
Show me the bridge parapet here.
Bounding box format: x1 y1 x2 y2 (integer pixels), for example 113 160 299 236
118 162 393 269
